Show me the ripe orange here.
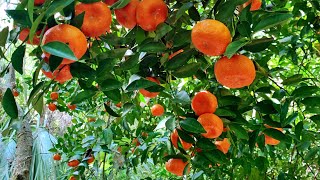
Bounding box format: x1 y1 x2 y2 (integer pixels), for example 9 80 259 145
53 154 61 161
87 155 94 164
197 113 223 139
139 77 160 98
48 103 56 112
165 158 190 176
42 24 87 65
67 103 77 111
12 89 19 97
67 159 80 167
115 0 139 29
19 28 41 45
34 0 45 6
42 65 73 84
243 0 262 11
132 138 141 146
169 49 184 60
170 129 192 150
105 0 117 5
191 91 218 116
50 92 59 100
214 55 256 88
215 138 230 154
136 0 168 31
75 2 112 37
191 19 231 56
151 104 165 116
115 102 122 108
264 125 283 146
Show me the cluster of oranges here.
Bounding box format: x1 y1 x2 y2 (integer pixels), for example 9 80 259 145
47 91 76 112
165 91 231 176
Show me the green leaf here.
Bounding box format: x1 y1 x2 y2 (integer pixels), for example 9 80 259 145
42 41 78 61
138 42 166 53
305 147 320 161
254 100 278 114
172 63 201 78
173 91 191 105
31 93 43 115
11 45 25 75
165 116 175 131
71 90 96 104
103 128 113 144
71 11 85 29
311 115 320 126
215 0 247 28
253 13 293 32
45 0 74 17
188 6 200 21
196 138 216 150
103 89 121 102
292 86 319 98
282 74 303 85
229 124 249 140
99 79 122 91
177 129 195 144
243 38 274 53
119 54 140 70
165 49 195 70
2 88 18 119
6 10 32 27
29 12 46 44
202 150 227 164
282 112 298 127
104 104 120 117
224 38 249 58
0 27 9 47
180 118 206 134
176 2 193 20
126 78 160 91
263 128 290 143
215 108 237 118
27 81 45 106
155 23 172 41
111 0 130 9
48 55 63 71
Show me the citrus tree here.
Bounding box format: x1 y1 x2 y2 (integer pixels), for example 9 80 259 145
0 0 320 179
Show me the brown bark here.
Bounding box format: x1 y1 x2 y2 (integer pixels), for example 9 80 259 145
11 120 33 180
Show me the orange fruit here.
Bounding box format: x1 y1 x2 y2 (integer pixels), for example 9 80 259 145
69 176 76 180
19 28 42 45
132 138 141 146
42 24 87 65
191 19 231 56
139 77 160 98
141 132 148 138
214 54 256 88
115 0 139 29
264 125 283 146
67 103 77 111
34 0 45 6
136 0 168 31
191 91 218 116
197 113 223 139
165 158 190 176
87 155 94 164
75 2 112 37
12 89 19 97
42 65 73 84
170 129 192 150
105 0 117 5
67 159 80 167
169 49 184 60
48 103 56 112
215 138 230 154
53 154 61 161
50 92 59 100
151 104 165 116
243 0 262 11
115 102 122 108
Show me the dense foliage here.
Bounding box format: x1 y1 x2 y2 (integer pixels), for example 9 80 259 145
0 0 320 179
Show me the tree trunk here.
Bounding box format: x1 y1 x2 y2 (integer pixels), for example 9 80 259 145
11 120 33 180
